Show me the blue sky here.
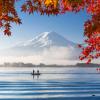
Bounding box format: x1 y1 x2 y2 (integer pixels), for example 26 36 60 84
0 2 90 49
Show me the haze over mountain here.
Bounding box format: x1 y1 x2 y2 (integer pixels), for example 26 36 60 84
12 31 76 51
0 31 78 55
0 31 82 65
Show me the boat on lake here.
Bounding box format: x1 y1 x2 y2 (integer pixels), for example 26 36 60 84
31 70 41 75
31 73 41 75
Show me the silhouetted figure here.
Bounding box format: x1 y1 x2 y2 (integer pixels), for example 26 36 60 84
37 70 39 74
33 69 35 75
31 69 41 79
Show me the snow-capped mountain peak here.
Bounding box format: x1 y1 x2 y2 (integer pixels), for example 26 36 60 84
0 31 81 60
17 31 76 48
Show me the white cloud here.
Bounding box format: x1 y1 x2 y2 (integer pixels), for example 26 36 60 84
0 56 80 65
41 46 81 60
0 46 82 65
0 46 99 65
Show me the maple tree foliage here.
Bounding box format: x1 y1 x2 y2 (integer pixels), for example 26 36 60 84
0 0 21 36
0 0 100 63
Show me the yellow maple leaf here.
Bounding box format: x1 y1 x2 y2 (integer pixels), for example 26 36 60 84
44 0 58 8
53 0 58 8
44 0 53 7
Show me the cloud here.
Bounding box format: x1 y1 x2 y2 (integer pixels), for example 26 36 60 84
0 46 82 65
41 46 81 60
0 46 99 65
0 56 80 65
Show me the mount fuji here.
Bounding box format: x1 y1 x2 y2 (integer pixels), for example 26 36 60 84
0 32 99 65
0 31 80 56
12 31 76 51
0 31 82 64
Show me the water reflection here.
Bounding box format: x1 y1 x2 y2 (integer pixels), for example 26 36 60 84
32 74 40 79
0 67 100 100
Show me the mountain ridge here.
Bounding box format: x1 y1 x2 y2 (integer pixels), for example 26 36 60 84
13 31 76 49
0 31 80 57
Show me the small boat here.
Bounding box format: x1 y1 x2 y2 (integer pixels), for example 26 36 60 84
31 73 41 75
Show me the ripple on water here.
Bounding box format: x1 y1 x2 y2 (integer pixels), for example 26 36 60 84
0 67 100 100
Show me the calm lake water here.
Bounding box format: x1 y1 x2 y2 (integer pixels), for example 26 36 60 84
0 67 100 100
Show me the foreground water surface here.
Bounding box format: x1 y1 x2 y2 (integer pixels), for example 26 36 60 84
0 66 100 100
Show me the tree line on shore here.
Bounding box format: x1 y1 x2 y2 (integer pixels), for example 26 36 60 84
0 62 99 67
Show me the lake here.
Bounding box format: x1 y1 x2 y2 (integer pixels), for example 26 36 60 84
0 67 100 100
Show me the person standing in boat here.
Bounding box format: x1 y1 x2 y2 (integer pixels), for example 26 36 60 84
37 70 39 74
33 69 35 75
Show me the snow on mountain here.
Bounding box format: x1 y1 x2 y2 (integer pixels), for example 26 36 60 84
13 31 76 49
0 31 81 57
0 31 82 64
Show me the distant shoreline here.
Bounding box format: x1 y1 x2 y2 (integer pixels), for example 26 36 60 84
0 62 99 67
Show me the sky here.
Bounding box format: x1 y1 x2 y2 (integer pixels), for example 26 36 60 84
0 1 90 49
0 2 99 65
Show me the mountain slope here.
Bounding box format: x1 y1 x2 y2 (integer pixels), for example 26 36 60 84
0 31 82 64
13 31 76 49
0 31 80 57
